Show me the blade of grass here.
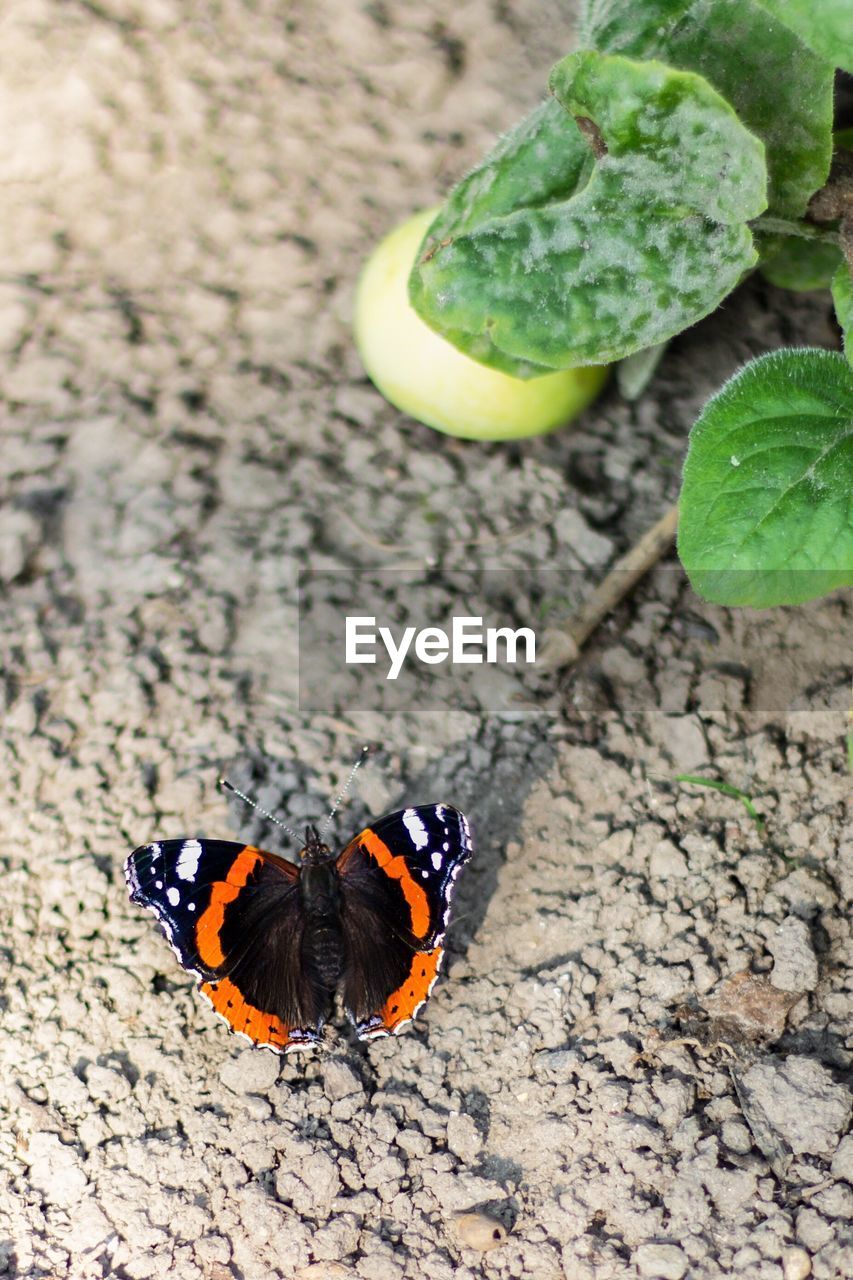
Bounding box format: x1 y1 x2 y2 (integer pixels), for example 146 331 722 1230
676 773 766 834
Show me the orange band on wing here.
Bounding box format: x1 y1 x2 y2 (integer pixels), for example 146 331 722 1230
380 947 442 1031
201 976 291 1049
356 827 431 938
195 847 262 968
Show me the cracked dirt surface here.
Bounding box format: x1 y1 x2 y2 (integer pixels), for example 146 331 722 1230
0 2 851 1278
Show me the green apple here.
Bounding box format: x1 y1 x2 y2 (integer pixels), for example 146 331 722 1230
354 207 608 442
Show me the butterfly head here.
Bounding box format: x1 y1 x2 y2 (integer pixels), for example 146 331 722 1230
301 823 333 864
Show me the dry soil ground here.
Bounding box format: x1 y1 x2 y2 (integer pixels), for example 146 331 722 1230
0 2 850 1279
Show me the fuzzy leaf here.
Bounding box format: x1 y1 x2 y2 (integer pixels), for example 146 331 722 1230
678 349 853 607
409 98 593 378
832 265 853 366
580 0 833 218
760 238 843 291
410 51 765 373
755 0 853 74
549 52 766 224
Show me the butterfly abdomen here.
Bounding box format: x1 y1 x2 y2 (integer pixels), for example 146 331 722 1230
302 921 345 991
299 859 346 992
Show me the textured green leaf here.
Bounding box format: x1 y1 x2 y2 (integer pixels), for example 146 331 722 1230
760 238 843 291
410 52 765 373
832 265 853 366
678 349 853 606
409 98 593 377
580 0 833 218
755 0 853 74
549 52 766 224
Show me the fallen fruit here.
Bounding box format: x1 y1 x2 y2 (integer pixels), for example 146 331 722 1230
354 208 608 441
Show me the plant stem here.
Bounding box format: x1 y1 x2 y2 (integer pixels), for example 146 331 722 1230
539 503 679 670
750 216 839 244
840 219 853 280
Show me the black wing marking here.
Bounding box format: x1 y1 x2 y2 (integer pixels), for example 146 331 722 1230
367 804 472 947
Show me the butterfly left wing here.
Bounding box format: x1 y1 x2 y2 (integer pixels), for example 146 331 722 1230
335 805 472 1040
125 838 321 1052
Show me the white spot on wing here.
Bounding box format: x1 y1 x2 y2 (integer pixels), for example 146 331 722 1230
166 886 180 907
431 851 443 870
403 808 429 850
176 838 203 882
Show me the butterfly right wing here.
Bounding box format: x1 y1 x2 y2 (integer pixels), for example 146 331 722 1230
125 838 322 1052
335 805 472 1039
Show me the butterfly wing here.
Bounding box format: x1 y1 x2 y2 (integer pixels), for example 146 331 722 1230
125 838 322 1052
335 805 472 1039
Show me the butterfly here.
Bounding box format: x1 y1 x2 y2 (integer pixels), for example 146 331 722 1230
125 801 472 1052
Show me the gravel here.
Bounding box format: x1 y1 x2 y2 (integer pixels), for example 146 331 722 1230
1 2 850 1279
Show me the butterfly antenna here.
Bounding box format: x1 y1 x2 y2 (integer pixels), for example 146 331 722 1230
319 745 371 839
218 778 302 845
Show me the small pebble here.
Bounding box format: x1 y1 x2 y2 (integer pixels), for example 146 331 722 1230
768 916 819 992
782 1246 812 1280
322 1058 362 1102
219 1047 279 1094
446 1113 482 1162
0 508 40 583
455 1212 507 1252
721 1119 753 1155
831 1133 853 1181
635 1242 688 1279
244 1094 272 1121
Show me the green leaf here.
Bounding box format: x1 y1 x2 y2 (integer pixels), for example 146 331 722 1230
760 238 843 291
676 773 765 832
755 0 853 74
549 52 766 224
580 0 833 218
410 51 765 373
409 98 594 378
832 265 853 366
678 349 853 606
617 341 669 400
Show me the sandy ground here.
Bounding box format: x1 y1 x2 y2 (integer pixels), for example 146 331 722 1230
0 2 851 1278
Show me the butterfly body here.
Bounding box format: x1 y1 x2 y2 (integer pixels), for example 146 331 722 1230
294 827 346 994
126 805 472 1053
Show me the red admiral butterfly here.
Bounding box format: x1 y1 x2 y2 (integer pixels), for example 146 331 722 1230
125 764 472 1053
